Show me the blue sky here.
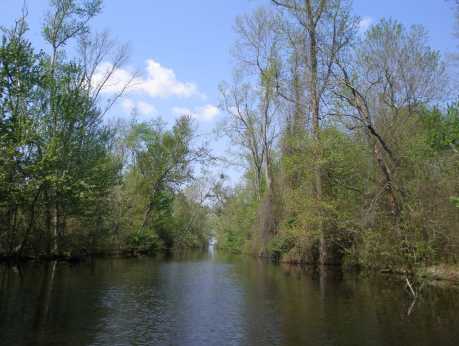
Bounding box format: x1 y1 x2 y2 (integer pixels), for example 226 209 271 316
1 0 457 181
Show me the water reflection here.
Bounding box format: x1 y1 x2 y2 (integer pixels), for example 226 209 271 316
1 253 459 346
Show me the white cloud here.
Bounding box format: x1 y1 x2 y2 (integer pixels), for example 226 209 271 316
172 104 220 121
142 59 199 98
137 101 156 115
93 58 202 99
93 62 137 94
196 105 220 120
359 16 373 33
121 98 156 116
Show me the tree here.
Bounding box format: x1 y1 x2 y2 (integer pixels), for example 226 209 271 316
220 8 282 201
0 14 43 255
219 79 269 200
38 0 133 253
271 0 358 264
0 1 133 256
123 116 211 248
333 19 447 227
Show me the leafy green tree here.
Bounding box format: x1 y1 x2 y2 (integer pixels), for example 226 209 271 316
121 116 211 250
0 15 44 255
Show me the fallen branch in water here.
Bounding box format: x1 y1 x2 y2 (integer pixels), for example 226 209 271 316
407 297 417 316
406 277 417 298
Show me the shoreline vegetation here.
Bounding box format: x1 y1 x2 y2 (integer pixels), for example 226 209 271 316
0 246 207 264
2 248 459 290
213 0 459 290
0 248 153 263
1 0 459 293
0 1 212 262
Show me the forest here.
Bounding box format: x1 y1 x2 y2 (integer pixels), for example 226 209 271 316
214 0 459 273
0 0 212 259
1 0 459 275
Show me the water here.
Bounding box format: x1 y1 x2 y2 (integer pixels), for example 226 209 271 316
1 251 459 346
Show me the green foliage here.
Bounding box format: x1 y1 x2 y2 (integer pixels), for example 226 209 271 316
214 187 258 253
0 3 211 257
43 0 102 48
421 104 459 152
171 193 210 249
128 228 164 253
214 3 458 272
262 127 367 262
266 230 296 261
216 103 459 268
117 117 210 251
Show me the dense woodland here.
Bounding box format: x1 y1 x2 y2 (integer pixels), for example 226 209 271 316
0 0 211 258
1 0 459 272
214 0 459 271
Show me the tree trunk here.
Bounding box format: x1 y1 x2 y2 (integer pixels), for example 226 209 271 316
52 200 58 255
306 0 326 265
373 142 401 230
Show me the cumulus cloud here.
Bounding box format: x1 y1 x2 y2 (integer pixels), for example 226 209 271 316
122 98 156 116
359 16 373 33
142 59 199 98
92 62 136 94
93 58 201 99
172 104 219 121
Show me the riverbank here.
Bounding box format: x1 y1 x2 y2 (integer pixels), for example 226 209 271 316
0 245 209 264
417 265 459 287
361 265 459 288
274 253 459 288
0 248 153 264
3 248 459 290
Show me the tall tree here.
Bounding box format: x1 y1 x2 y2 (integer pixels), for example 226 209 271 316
219 77 276 200
333 19 447 228
272 0 358 264
0 14 43 255
229 7 282 197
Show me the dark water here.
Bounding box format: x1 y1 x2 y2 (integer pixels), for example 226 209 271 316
1 251 459 346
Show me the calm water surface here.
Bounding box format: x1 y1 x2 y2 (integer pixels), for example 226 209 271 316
1 250 459 346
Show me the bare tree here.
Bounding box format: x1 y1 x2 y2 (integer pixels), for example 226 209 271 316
332 19 447 228
219 79 266 200
231 7 282 196
79 31 135 116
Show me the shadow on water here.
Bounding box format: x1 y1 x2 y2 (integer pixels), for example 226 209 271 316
1 251 459 346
